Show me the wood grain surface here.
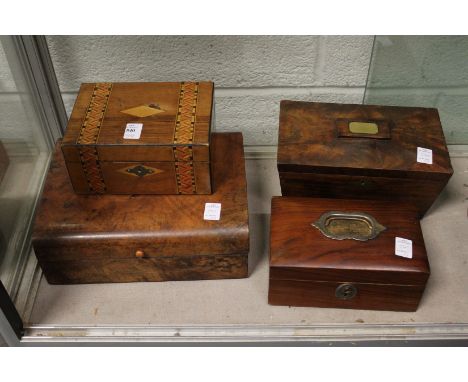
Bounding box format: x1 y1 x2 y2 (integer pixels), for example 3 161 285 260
278 171 448 216
268 197 430 311
268 279 426 312
33 132 249 284
0 141 8 184
278 101 453 216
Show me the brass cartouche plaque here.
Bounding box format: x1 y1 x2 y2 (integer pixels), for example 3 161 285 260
349 121 379 135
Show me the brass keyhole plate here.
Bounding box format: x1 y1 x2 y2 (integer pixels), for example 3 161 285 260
335 284 357 300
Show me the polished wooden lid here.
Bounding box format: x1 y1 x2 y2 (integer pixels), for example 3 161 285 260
278 101 453 180
62 82 213 162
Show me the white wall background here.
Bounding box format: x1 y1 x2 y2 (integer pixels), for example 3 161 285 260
2 36 466 146
46 36 373 146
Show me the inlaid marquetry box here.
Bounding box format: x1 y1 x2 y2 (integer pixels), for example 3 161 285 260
61 82 214 194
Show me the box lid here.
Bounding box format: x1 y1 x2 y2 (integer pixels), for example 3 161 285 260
278 101 453 180
62 82 213 163
270 197 430 285
32 133 248 260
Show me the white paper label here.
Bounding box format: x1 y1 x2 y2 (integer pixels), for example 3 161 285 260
123 123 143 139
395 237 413 259
417 147 433 164
203 203 221 221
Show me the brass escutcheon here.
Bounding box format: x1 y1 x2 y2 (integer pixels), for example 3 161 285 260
126 165 154 177
119 164 163 178
335 284 357 300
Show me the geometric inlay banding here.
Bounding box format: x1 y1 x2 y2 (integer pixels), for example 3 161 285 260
77 83 113 145
78 146 106 194
174 161 196 194
173 82 199 194
77 83 112 193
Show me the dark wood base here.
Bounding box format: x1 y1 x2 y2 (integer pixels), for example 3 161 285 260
40 254 248 285
279 171 450 217
268 279 424 312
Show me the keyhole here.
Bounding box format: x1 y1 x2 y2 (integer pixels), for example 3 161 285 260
343 287 353 296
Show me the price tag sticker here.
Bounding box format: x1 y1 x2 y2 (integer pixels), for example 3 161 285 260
395 237 413 259
417 147 433 164
123 123 143 139
203 203 221 221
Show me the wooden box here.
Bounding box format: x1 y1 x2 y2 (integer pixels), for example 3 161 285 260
278 101 453 216
269 197 430 311
32 133 249 284
0 141 9 184
62 82 214 195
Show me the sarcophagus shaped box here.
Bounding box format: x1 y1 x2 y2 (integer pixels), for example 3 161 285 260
277 101 453 216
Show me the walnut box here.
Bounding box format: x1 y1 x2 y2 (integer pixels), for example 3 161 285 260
33 133 249 284
278 101 453 216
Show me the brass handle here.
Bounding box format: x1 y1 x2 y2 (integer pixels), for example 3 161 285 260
135 249 145 258
312 211 386 241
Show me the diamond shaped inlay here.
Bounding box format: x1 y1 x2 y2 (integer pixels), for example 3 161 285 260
120 103 165 118
118 164 164 178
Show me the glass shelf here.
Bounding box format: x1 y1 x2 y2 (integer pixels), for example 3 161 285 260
0 37 52 296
